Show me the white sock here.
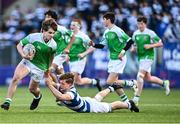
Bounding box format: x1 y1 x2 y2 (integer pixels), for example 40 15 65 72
127 101 131 109
34 94 41 99
133 95 140 103
125 80 134 87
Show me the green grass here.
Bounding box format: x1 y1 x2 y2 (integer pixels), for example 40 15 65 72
0 86 180 123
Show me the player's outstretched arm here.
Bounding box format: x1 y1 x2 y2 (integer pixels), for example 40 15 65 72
45 77 72 101
78 46 96 59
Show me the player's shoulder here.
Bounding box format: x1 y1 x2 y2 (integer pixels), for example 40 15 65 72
57 25 68 31
133 29 141 34
28 33 41 37
49 38 57 49
146 28 154 33
27 33 42 41
78 31 89 38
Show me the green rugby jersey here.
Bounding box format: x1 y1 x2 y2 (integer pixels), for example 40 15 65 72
53 25 73 56
20 33 57 71
69 31 91 62
132 28 161 61
100 25 131 60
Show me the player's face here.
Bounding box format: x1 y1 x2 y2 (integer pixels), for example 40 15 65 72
70 21 80 31
103 18 109 27
59 80 71 91
137 21 146 32
43 28 56 42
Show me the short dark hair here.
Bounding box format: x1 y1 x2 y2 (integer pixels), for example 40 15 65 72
59 73 74 84
103 12 115 23
41 18 57 31
45 10 58 21
137 16 147 24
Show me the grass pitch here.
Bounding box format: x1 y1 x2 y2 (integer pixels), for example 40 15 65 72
0 86 180 123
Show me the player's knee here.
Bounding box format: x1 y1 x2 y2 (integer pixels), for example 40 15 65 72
29 87 36 93
144 74 151 81
137 72 144 83
12 76 21 84
107 80 114 85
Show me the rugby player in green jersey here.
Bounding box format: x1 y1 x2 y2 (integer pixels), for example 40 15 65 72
91 12 136 102
1 19 57 110
44 10 75 84
68 19 102 91
132 16 170 105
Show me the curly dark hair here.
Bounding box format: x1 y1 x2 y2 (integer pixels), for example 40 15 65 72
59 72 74 84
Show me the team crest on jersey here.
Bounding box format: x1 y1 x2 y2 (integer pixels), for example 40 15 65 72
37 45 41 50
135 37 139 40
144 36 148 41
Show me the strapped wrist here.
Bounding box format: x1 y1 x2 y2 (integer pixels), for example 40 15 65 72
121 49 126 55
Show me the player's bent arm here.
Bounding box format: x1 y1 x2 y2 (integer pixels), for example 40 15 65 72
17 43 26 58
64 35 76 54
118 39 134 60
123 39 134 51
151 40 163 48
45 77 72 101
144 40 163 49
78 46 96 58
47 84 72 101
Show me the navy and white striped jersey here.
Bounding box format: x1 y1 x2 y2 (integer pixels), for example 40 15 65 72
62 87 91 112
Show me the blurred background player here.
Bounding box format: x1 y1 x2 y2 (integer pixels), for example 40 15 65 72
1 19 57 110
68 18 102 91
45 72 139 113
44 10 75 83
132 16 170 105
92 12 137 102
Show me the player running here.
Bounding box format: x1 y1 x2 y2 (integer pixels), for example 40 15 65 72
131 15 170 105
91 12 137 102
67 18 102 91
1 19 58 110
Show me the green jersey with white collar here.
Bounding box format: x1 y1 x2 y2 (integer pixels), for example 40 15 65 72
20 33 57 71
69 31 91 62
100 25 131 60
132 28 161 61
53 25 73 56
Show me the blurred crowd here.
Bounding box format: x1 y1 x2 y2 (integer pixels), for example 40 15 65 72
0 0 180 44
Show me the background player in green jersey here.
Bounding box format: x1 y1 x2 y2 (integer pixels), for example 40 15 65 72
44 10 75 83
68 19 102 91
1 19 58 110
132 16 170 105
92 12 136 102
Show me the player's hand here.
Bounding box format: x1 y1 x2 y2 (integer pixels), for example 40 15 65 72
45 77 53 87
78 53 85 59
22 54 34 60
118 50 125 61
63 48 70 54
144 44 151 49
65 55 70 63
89 41 95 46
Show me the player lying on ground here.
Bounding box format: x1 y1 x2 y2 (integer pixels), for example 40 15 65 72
45 72 139 113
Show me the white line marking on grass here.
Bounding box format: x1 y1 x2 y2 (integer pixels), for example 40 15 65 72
9 103 180 107
141 104 180 107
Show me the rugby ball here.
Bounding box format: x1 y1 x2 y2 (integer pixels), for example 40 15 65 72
23 44 36 57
